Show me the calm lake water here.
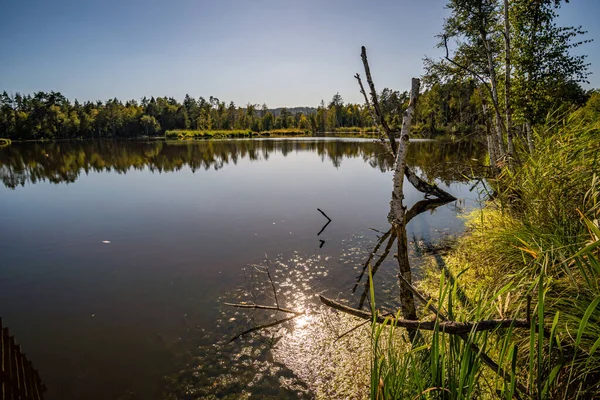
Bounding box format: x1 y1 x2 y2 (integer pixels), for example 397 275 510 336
0 138 486 399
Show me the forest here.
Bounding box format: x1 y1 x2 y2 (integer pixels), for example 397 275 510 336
1 78 590 141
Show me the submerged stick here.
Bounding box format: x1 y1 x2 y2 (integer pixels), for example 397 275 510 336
353 228 393 290
224 303 302 315
317 208 332 222
228 315 301 343
264 254 279 310
334 319 371 343
357 234 397 309
317 208 332 236
317 220 331 236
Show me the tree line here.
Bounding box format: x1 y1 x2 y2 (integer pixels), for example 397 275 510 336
0 0 591 144
0 90 413 140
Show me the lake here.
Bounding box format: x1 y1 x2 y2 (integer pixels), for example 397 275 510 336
0 138 486 399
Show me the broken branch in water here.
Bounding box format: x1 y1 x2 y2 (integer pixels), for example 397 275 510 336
357 234 397 309
353 228 393 291
334 319 371 343
317 208 332 236
319 295 529 334
264 254 279 310
224 303 302 315
228 314 301 343
404 167 456 201
317 220 331 236
224 300 305 343
317 208 332 222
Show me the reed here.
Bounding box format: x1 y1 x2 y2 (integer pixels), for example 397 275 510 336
371 94 600 398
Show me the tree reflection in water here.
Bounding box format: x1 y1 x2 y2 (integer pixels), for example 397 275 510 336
0 138 486 189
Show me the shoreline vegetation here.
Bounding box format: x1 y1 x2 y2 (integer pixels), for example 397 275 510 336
369 81 600 398
390 94 600 399
1 81 539 142
164 127 379 139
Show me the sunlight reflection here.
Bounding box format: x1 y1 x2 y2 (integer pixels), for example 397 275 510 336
294 313 313 329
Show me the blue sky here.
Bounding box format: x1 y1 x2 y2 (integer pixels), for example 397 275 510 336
1 0 598 107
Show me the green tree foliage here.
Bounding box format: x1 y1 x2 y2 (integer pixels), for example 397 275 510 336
140 115 161 135
0 89 405 140
414 79 486 135
424 0 590 150
511 0 591 124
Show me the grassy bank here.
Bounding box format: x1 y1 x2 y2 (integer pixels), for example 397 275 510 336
372 95 600 398
164 128 310 139
165 127 383 140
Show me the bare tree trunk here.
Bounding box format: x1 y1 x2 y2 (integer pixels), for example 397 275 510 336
504 0 514 159
389 78 421 335
494 115 504 162
526 121 534 154
481 30 506 158
358 47 455 200
396 222 418 322
481 99 498 170
389 79 420 223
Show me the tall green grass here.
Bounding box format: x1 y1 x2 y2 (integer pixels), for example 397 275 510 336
371 95 600 399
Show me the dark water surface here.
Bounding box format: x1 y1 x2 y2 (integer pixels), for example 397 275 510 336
0 138 486 399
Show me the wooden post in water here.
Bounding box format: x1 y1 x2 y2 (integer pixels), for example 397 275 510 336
0 318 46 400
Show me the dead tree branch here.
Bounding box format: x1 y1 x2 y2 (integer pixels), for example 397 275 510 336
317 208 332 236
319 295 529 334
404 168 456 201
357 234 397 309
354 73 392 154
353 228 393 291
317 208 332 222
228 315 301 343
360 46 397 154
264 255 279 310
224 303 302 315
